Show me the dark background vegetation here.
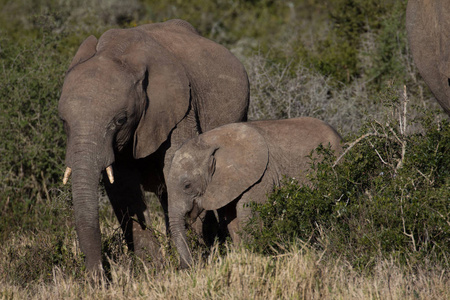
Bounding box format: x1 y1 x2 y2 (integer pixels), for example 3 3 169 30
0 0 448 284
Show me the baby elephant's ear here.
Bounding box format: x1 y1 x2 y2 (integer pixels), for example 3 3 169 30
200 124 269 211
67 35 98 72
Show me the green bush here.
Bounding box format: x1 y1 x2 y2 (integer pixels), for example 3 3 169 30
141 0 290 45
0 29 70 238
310 0 407 84
245 100 450 271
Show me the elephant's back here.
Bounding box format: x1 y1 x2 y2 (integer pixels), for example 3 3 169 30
138 19 200 36
140 20 250 130
249 117 341 151
138 20 245 74
248 117 342 181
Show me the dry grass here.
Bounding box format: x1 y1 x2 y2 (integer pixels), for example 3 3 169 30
1 234 448 299
2 198 448 299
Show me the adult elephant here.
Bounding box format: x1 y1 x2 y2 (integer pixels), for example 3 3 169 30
406 0 450 115
58 19 249 272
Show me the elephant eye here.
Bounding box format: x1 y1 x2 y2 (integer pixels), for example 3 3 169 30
183 182 191 190
116 116 127 126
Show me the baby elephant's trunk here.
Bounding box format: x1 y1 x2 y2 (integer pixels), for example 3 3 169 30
169 211 193 268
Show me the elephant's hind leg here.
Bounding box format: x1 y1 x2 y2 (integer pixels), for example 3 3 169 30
217 199 241 244
235 187 268 244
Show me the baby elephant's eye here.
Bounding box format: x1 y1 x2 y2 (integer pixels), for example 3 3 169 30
183 182 191 190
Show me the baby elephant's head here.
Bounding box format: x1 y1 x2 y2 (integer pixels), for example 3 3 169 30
167 139 217 217
166 124 269 268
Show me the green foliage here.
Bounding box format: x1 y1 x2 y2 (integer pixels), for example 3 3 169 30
362 1 410 89
245 105 450 270
310 0 407 84
0 29 70 239
139 0 294 50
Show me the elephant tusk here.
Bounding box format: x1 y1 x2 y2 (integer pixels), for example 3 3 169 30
106 166 114 184
63 167 72 185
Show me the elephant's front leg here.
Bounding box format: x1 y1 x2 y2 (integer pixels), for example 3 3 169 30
103 161 163 268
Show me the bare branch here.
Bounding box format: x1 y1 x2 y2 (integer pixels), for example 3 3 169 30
369 140 391 166
333 132 385 167
400 189 416 251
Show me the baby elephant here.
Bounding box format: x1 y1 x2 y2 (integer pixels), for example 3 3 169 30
167 117 342 268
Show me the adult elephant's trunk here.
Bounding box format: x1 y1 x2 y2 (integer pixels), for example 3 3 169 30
65 135 115 272
72 161 102 271
169 211 193 269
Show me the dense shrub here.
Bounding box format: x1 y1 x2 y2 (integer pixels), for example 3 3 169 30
0 30 70 238
245 98 450 270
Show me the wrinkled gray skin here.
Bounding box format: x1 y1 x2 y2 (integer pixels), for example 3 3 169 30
167 117 342 268
58 19 249 272
406 0 450 115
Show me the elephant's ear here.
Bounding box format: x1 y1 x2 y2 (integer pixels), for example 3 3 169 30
406 0 450 115
200 124 269 211
132 44 190 158
67 35 98 72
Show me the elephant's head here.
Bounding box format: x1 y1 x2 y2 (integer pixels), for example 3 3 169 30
58 28 190 271
167 124 269 268
406 0 450 115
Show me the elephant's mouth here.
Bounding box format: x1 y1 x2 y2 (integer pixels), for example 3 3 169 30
62 165 115 185
187 199 204 223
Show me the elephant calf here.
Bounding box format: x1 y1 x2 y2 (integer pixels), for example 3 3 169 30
166 117 343 268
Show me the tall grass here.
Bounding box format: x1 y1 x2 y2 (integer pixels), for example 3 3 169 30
1 228 449 299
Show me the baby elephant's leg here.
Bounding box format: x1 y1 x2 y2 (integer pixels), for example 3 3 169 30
227 218 241 244
217 201 239 243
235 187 268 243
